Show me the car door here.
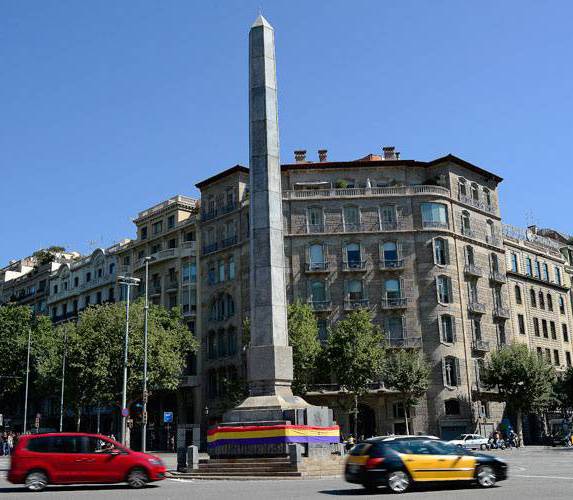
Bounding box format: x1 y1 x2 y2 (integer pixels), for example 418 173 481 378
427 441 476 480
399 440 448 481
81 436 130 483
48 435 86 483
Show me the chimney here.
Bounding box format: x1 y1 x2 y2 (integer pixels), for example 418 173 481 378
318 149 328 162
294 150 307 163
383 146 396 160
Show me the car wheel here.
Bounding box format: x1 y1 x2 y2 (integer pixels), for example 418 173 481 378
387 470 411 493
476 465 496 488
25 471 49 492
480 444 487 450
127 468 149 489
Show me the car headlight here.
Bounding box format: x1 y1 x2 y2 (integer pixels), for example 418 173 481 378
148 458 163 466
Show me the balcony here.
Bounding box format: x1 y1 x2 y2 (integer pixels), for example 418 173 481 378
379 259 405 270
464 264 483 278
468 301 486 314
344 299 370 311
221 235 238 249
305 262 330 273
342 260 367 272
201 202 238 222
493 306 511 319
388 336 423 348
180 241 196 256
422 220 449 230
308 300 332 312
490 271 507 284
485 234 502 247
472 339 490 352
283 184 450 200
381 297 408 309
202 242 219 255
459 194 495 214
165 280 178 292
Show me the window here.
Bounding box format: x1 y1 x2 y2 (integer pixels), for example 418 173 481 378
491 253 499 273
380 205 397 228
392 402 406 419
486 220 496 244
317 319 328 343
437 275 452 303
343 206 360 231
526 257 533 276
218 261 225 282
27 436 80 453
346 279 364 302
345 243 362 268
555 267 562 285
168 238 177 249
440 315 455 343
472 317 482 341
498 323 507 345
226 187 235 207
53 284 58 294
309 281 326 303
530 289 537 307
515 285 522 304
123 255 130 266
533 317 540 336
421 203 448 228
543 263 549 281
385 279 402 304
469 280 479 303
387 317 404 342
536 347 543 359
483 188 491 208
309 244 325 270
152 221 163 234
382 242 399 265
545 348 551 363
534 260 541 279
86 272 91 283
434 238 448 265
85 295 90 307
443 356 460 387
511 253 518 272
518 314 526 335
307 207 323 232
445 399 461 416
563 324 569 343
539 291 545 309
542 319 548 338
567 352 572 367
151 243 161 254
550 321 557 340
108 288 114 302
458 178 467 197
141 227 148 240
554 350 560 366
185 231 195 242
109 263 115 275
97 268 103 278
461 211 471 236
167 215 175 229
465 246 475 266
559 296 566 314
208 331 217 359
74 276 79 287
547 293 553 311
471 183 479 201
228 257 235 279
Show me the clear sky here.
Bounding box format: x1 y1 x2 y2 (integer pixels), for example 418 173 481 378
2 0 573 265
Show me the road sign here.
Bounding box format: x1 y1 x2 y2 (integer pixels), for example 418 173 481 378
121 408 129 417
163 411 173 423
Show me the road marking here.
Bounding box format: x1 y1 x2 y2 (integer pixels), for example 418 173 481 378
167 478 196 483
514 474 573 480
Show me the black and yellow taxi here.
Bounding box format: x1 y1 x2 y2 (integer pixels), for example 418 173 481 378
345 435 507 493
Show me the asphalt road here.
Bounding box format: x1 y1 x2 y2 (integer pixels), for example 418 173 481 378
2 447 573 499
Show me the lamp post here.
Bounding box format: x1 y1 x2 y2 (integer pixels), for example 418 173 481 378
23 327 32 433
59 326 68 432
117 275 141 446
142 256 154 453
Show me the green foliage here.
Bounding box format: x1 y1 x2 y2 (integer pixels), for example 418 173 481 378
287 301 322 395
554 367 573 411
335 179 349 189
220 376 249 409
481 343 555 415
32 246 65 266
383 349 431 407
0 304 53 402
327 309 385 397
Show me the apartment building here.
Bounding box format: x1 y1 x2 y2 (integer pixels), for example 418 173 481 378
194 149 511 439
47 241 130 323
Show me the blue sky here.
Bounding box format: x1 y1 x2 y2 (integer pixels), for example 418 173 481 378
2 0 573 264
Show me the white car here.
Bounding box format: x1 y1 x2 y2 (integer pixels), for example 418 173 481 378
448 433 489 450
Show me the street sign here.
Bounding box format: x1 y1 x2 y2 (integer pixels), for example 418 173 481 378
121 408 129 417
163 411 173 423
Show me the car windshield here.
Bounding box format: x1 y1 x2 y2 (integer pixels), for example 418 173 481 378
455 434 468 440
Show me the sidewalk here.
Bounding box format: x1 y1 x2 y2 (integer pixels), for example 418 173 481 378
152 451 209 471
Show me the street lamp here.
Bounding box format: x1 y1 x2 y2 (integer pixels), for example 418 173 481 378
23 326 32 433
117 275 141 446
142 256 155 453
59 326 68 432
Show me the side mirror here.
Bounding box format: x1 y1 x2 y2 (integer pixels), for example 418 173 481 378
108 449 121 456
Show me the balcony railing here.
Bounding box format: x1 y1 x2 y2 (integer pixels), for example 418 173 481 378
388 336 422 348
468 301 486 314
283 185 450 200
459 194 494 214
202 242 219 255
305 262 330 273
379 259 405 270
201 202 238 221
344 299 370 310
464 264 483 277
308 300 332 312
342 260 367 272
221 235 238 249
490 271 507 284
494 306 511 319
472 339 490 352
381 297 408 309
485 234 502 247
299 220 406 235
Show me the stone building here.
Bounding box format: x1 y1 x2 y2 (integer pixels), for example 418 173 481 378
194 149 511 440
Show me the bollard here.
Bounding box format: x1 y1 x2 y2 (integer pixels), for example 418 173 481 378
187 445 199 471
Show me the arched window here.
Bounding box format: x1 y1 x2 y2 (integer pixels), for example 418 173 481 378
515 285 522 304
210 293 235 321
486 220 495 244
461 211 471 235
465 246 475 266
559 296 566 314
547 293 553 311
539 291 545 309
483 188 491 208
530 289 537 307
458 178 467 198
310 281 326 303
445 399 461 416
471 183 479 201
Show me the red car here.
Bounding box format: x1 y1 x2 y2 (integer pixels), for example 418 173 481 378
8 432 166 492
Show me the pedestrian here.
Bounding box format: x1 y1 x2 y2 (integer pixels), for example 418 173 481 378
7 433 14 455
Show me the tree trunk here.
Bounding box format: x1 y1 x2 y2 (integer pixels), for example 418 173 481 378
353 394 358 439
75 407 82 432
516 409 524 447
404 404 410 435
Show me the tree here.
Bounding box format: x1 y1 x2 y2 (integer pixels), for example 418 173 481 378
327 309 385 438
481 343 555 442
0 304 53 415
554 367 573 412
36 300 198 432
287 301 322 395
32 246 66 266
383 349 431 435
